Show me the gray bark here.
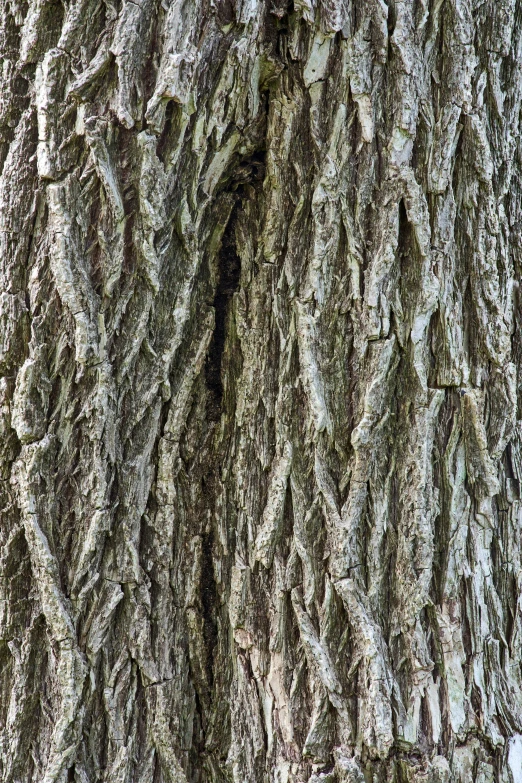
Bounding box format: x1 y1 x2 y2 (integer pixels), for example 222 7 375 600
1 0 522 781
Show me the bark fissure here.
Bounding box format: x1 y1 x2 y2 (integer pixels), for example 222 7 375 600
205 202 243 419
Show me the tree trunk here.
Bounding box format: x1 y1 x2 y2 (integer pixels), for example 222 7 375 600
2 0 522 781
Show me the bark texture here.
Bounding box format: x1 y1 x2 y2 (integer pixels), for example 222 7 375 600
2 0 522 781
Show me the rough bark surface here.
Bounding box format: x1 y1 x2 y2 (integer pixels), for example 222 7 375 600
2 0 522 781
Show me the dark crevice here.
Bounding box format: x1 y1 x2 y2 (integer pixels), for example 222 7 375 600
205 151 265 419
205 205 241 420
397 198 409 251
397 197 413 324
155 100 177 164
387 0 397 60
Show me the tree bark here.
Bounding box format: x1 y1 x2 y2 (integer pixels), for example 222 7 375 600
2 0 522 781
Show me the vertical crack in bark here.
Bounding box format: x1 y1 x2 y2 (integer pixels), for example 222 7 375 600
205 203 242 421
205 152 266 420
200 529 218 690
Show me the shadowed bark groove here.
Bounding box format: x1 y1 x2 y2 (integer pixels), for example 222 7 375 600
2 0 522 781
